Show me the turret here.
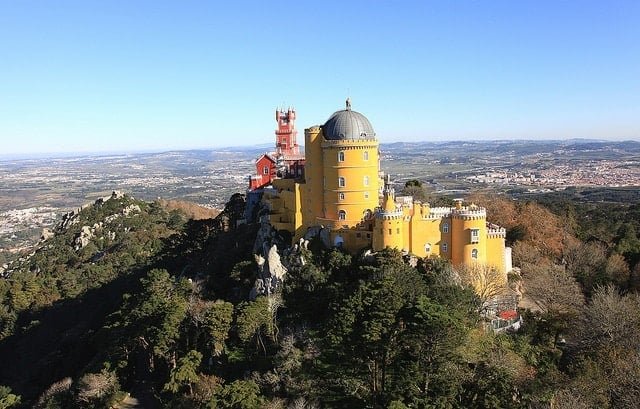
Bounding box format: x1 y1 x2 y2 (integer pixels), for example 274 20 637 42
373 175 405 251
450 200 488 267
275 108 299 156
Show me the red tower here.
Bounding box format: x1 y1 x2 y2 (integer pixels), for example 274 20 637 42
249 107 306 190
275 108 299 156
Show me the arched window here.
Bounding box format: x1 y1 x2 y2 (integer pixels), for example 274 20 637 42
339 192 345 201
364 191 369 199
442 242 448 252
338 151 345 162
442 222 449 233
363 151 369 161
471 249 478 259
425 243 432 253
363 175 369 186
338 210 346 220
338 177 346 187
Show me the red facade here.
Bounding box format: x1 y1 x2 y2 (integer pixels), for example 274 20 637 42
248 108 306 190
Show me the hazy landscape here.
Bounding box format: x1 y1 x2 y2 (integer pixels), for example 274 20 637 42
2 139 639 265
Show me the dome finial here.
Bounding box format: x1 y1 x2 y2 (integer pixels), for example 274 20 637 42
345 97 351 110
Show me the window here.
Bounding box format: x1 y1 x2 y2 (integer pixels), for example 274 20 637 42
471 249 478 259
442 222 449 233
396 228 400 234
442 242 448 252
363 151 369 161
363 175 369 186
263 166 269 175
338 177 346 187
364 191 369 199
425 243 432 253
338 210 346 220
388 229 392 235
338 151 345 162
470 228 480 244
339 192 345 201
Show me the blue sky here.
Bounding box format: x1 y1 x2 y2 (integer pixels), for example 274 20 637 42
1 1 639 155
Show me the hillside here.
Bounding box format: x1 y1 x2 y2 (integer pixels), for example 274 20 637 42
0 192 638 408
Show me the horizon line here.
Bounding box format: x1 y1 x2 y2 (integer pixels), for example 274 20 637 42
2 137 639 161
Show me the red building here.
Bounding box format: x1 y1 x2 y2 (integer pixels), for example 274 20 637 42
249 108 305 190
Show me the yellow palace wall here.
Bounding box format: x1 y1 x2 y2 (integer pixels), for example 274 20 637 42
407 215 447 258
267 178 304 236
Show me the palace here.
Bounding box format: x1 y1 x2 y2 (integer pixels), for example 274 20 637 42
249 100 512 274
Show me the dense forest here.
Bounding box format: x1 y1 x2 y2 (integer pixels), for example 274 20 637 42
0 189 639 408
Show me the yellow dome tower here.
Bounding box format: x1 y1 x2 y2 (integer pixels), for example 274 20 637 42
313 99 380 230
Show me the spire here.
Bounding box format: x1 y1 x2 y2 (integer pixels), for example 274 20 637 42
382 174 396 212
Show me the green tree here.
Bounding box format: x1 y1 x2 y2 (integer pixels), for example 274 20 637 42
387 295 470 407
211 380 264 409
202 301 234 356
129 269 191 367
236 296 276 353
401 180 427 202
324 253 428 407
164 350 203 395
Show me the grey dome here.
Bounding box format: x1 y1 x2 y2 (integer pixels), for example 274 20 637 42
322 105 376 141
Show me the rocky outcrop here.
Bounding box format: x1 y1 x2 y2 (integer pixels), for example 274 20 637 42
40 228 55 241
59 191 126 232
250 223 312 299
251 223 287 298
267 244 287 281
75 226 94 250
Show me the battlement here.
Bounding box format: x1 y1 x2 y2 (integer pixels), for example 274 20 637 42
487 223 506 238
451 207 487 220
422 207 452 219
375 210 403 220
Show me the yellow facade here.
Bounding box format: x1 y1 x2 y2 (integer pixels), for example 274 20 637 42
262 102 510 275
319 139 379 228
